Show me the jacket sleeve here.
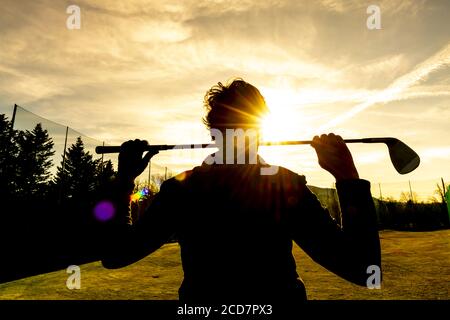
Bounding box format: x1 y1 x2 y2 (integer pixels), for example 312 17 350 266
288 179 381 286
100 178 179 269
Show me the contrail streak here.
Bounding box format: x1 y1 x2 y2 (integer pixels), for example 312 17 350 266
318 43 450 132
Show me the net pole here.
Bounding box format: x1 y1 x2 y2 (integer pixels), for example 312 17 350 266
58 126 69 203
10 104 18 130
100 141 105 174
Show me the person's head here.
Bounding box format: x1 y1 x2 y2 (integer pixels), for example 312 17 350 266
203 78 269 134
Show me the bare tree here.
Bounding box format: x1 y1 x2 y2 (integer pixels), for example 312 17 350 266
434 181 449 204
400 191 418 203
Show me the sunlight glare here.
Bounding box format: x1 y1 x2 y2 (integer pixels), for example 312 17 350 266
261 89 308 142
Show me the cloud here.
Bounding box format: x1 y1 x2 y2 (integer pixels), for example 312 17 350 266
420 146 450 161
318 43 450 131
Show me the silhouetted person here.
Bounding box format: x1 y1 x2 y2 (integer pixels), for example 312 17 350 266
101 79 381 303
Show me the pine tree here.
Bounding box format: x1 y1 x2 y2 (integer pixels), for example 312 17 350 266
16 123 55 199
54 137 99 201
96 159 115 186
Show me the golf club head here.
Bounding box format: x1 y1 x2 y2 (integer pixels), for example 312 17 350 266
384 138 420 174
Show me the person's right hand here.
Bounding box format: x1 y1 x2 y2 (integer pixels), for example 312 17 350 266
118 139 158 183
311 133 359 181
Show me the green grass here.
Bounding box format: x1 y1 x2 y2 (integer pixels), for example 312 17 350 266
0 230 449 300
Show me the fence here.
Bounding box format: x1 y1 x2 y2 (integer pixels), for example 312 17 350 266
9 104 174 191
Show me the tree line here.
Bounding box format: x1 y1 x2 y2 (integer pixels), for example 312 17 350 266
0 114 115 204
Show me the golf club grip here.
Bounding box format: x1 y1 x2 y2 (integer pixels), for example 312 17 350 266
95 146 121 154
95 145 173 154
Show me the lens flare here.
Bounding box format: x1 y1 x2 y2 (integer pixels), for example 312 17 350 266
130 187 150 202
93 201 115 222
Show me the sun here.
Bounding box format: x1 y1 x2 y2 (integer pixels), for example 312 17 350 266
260 91 304 142
261 112 290 142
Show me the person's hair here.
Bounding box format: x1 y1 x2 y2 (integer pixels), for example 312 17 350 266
203 78 268 131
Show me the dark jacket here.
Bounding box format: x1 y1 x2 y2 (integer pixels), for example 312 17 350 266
101 158 381 302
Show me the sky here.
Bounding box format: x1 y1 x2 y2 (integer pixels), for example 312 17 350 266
0 0 449 200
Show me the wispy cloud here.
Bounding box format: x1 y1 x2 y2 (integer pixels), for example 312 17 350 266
318 43 450 131
420 146 450 161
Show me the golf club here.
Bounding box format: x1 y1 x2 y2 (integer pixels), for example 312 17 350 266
95 137 420 174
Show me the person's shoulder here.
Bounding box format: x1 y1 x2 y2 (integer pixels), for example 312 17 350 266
160 169 195 190
273 166 307 185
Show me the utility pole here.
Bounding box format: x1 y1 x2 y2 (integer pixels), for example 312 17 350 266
408 180 414 202
379 183 383 201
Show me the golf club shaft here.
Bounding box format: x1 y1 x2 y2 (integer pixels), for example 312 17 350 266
95 137 392 154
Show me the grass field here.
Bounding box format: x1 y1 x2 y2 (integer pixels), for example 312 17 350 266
0 230 449 300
